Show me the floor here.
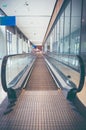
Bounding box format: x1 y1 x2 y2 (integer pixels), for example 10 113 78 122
0 54 86 130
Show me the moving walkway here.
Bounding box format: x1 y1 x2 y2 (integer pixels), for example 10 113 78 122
0 52 86 130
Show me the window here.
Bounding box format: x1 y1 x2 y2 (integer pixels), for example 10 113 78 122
59 13 64 53
56 20 60 53
70 0 82 54
81 0 86 74
6 30 12 54
64 2 70 54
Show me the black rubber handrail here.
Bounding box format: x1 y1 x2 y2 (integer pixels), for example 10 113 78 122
1 53 35 92
77 55 85 92
1 55 8 92
45 53 85 94
67 55 85 100
65 54 85 92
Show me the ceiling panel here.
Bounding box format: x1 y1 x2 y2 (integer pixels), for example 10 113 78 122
0 0 56 45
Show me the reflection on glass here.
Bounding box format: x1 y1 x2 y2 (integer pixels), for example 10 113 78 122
64 2 70 54
59 13 64 53
6 54 35 88
81 0 86 74
46 52 80 89
70 0 82 54
56 21 60 53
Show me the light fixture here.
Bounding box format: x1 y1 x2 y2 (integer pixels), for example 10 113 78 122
25 1 29 6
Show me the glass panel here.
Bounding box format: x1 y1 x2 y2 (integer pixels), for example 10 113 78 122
52 28 55 51
6 54 35 88
56 20 60 53
53 24 57 52
64 2 70 54
81 0 86 74
59 13 64 53
46 52 81 89
70 0 82 54
6 30 12 55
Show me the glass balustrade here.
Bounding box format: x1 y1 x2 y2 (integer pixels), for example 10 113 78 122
1 53 36 91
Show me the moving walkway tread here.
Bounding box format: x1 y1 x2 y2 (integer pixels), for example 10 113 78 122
0 54 86 130
26 54 58 90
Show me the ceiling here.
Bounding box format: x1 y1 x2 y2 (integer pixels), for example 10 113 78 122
0 0 56 45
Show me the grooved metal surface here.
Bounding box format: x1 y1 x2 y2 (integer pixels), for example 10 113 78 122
0 90 86 130
26 54 57 90
0 54 86 130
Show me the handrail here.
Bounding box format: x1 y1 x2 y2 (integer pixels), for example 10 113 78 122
67 55 85 100
45 52 85 100
1 53 36 92
1 55 8 92
1 53 36 104
77 55 85 92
